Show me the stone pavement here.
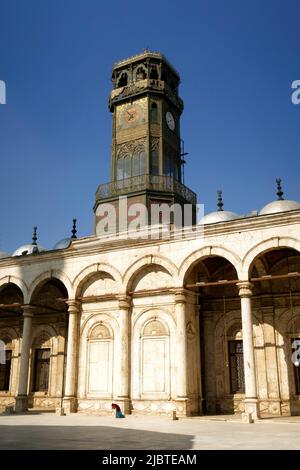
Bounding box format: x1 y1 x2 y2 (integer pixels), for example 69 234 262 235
0 412 299 450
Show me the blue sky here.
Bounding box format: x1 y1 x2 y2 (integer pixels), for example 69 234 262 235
0 0 299 253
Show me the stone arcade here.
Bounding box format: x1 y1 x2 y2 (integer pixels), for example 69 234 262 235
0 51 300 419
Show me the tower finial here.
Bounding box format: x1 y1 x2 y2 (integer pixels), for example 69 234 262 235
71 219 77 239
32 226 37 245
217 190 224 211
276 178 284 200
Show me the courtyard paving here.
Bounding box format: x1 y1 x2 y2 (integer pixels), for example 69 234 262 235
0 412 299 450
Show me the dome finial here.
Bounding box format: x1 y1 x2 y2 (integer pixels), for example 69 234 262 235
276 178 284 201
32 226 37 245
71 219 77 239
217 190 224 211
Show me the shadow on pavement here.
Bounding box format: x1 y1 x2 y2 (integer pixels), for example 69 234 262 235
0 425 193 450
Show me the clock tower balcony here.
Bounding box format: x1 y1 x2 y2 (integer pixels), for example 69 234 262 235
94 174 196 209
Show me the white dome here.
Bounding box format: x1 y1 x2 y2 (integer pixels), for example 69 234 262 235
53 238 72 250
200 210 240 225
259 199 300 216
13 244 46 256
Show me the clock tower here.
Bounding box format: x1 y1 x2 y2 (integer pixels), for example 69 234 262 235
94 51 196 233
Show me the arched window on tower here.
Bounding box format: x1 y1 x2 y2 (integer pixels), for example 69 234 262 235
124 155 131 179
139 151 146 175
150 102 158 123
118 72 128 87
117 158 124 180
151 150 159 176
163 153 180 180
132 153 140 177
132 151 146 177
136 67 146 81
149 66 158 80
164 154 171 177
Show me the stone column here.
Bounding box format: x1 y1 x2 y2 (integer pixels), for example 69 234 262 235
15 305 34 412
117 295 131 414
63 300 80 413
175 290 188 411
237 281 260 420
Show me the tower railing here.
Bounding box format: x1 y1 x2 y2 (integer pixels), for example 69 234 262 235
95 174 196 204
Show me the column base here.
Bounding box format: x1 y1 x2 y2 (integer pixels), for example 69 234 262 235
242 398 260 422
175 397 191 417
15 396 29 412
62 397 78 413
116 398 131 415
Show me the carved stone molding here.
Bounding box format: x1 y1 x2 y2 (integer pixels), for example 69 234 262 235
117 295 131 310
66 300 80 314
117 138 146 159
237 281 254 298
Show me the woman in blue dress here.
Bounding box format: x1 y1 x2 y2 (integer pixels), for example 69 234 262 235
111 403 125 418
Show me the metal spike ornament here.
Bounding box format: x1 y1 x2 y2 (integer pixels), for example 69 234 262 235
217 190 224 211
276 178 284 201
32 226 37 245
71 219 77 239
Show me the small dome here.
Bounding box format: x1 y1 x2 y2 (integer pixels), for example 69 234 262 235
259 199 300 216
200 190 240 225
13 244 46 257
0 252 8 259
200 210 240 225
53 238 72 250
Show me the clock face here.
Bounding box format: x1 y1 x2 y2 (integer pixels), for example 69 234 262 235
165 111 175 131
122 105 141 126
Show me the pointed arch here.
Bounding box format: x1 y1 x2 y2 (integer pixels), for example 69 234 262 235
0 276 27 302
73 263 122 298
241 237 300 279
178 245 242 285
28 270 72 302
123 255 179 294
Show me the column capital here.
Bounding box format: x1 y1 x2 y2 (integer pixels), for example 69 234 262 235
66 299 80 313
174 289 187 304
22 305 34 317
117 295 131 310
237 281 254 298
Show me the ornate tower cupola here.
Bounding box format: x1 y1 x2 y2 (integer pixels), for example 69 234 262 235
94 50 196 231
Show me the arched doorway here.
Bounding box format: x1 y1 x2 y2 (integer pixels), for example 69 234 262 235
184 255 241 415
0 283 23 407
249 247 300 416
28 278 68 409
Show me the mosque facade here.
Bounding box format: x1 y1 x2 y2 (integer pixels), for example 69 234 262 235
0 51 300 419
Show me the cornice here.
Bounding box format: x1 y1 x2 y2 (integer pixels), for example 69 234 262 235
112 51 180 79
1 210 300 268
